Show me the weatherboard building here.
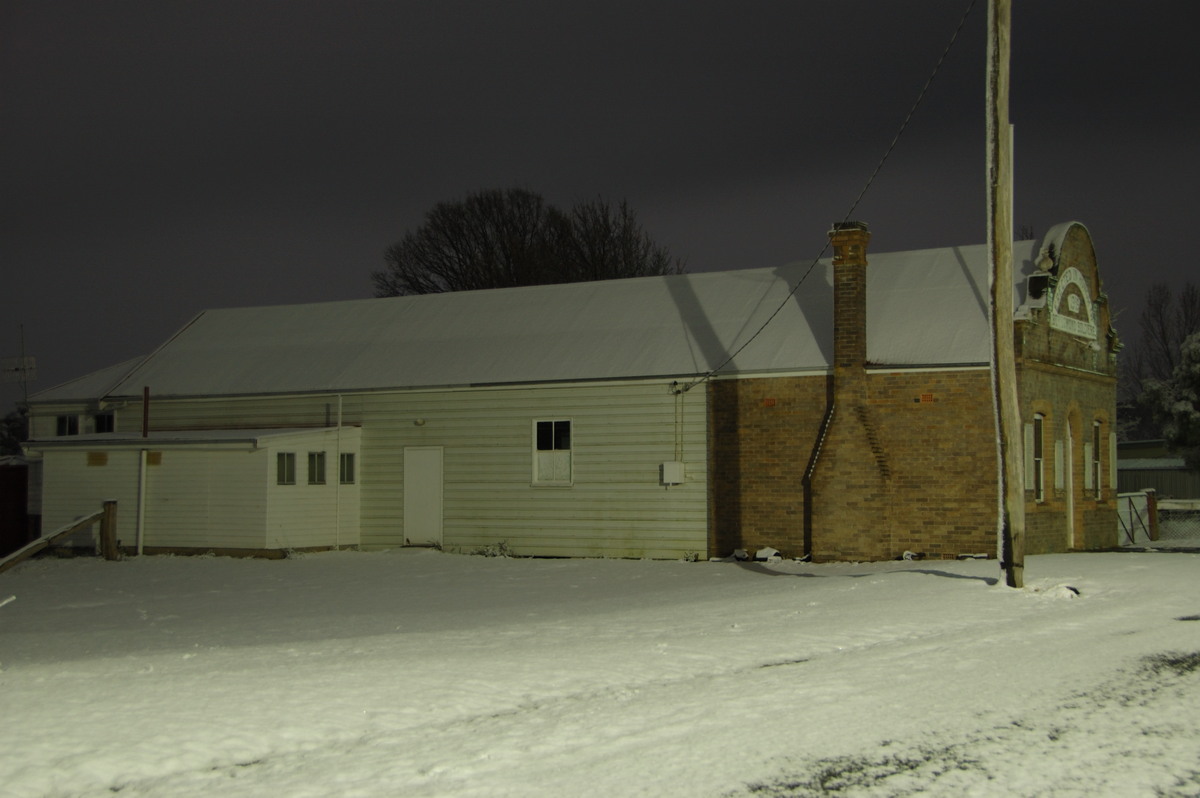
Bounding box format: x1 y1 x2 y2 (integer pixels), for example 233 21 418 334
23 221 1119 561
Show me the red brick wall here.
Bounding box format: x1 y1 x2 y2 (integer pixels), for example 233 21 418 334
708 369 1001 561
708 376 828 558
1018 361 1118 553
808 369 999 561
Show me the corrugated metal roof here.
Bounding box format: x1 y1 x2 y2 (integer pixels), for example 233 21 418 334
33 236 1044 401
31 357 145 403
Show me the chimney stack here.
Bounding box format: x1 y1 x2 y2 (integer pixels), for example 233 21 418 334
829 221 871 375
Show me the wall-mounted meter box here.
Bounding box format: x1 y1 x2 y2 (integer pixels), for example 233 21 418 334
660 461 685 485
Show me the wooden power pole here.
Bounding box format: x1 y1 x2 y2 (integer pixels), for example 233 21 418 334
987 0 1024 588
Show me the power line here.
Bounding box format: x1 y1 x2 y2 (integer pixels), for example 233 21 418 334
678 0 978 393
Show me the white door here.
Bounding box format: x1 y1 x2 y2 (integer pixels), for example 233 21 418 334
403 446 443 547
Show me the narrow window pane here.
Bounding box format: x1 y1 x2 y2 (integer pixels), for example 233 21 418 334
553 420 570 451
277 453 296 485
339 452 356 484
536 421 553 451
1032 415 1044 502
308 451 326 485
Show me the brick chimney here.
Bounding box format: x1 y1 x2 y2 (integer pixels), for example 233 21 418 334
829 221 871 377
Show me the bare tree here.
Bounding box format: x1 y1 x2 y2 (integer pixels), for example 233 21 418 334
561 198 683 282
1119 281 1200 439
373 189 682 297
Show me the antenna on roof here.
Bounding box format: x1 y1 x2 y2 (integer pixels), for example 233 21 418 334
2 325 37 406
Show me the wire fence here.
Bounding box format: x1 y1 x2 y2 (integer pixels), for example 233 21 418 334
1159 509 1200 542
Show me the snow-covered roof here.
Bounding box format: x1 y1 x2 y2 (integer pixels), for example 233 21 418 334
32 235 1046 402
24 427 356 450
32 357 145 403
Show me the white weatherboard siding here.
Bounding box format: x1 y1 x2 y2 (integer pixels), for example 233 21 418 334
28 428 361 552
264 428 361 551
144 448 267 549
357 381 708 558
88 379 709 558
38 448 140 546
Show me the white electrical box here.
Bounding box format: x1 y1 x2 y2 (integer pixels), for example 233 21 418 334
660 461 685 485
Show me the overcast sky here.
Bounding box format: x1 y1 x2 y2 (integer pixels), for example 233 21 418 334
3 1 1197 410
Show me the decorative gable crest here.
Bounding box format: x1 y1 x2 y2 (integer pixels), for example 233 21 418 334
1047 267 1097 340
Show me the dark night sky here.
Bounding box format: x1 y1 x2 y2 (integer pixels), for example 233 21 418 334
3 1 1197 410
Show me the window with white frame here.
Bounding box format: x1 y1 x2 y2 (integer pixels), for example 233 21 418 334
533 419 572 485
339 452 356 485
277 452 296 485
56 415 79 436
308 451 327 485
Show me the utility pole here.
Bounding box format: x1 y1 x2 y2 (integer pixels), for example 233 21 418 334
987 0 1024 587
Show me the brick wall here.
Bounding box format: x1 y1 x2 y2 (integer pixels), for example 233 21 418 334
708 359 1116 562
709 369 1001 561
708 376 828 558
1018 360 1118 553
809 368 999 561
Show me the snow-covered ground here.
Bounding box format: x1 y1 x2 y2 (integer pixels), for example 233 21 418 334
2 548 1199 797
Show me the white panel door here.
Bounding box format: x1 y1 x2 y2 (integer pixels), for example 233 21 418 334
403 446 443 546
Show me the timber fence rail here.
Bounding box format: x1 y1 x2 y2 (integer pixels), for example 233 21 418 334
0 500 119 575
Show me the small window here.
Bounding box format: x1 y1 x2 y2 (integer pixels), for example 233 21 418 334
56 415 79 436
1030 414 1045 502
308 451 327 485
1092 421 1103 499
277 452 296 485
533 419 572 484
93 413 115 433
339 452 356 485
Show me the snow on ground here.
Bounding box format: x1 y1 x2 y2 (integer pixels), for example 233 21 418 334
1 548 1199 797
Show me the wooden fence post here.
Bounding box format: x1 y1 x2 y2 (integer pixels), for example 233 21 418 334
1145 489 1158 541
100 500 119 561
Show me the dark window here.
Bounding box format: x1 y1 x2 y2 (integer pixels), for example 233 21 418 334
1032 414 1044 502
94 413 115 433
56 415 79 436
277 453 296 485
536 420 571 451
339 453 356 485
308 451 327 485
